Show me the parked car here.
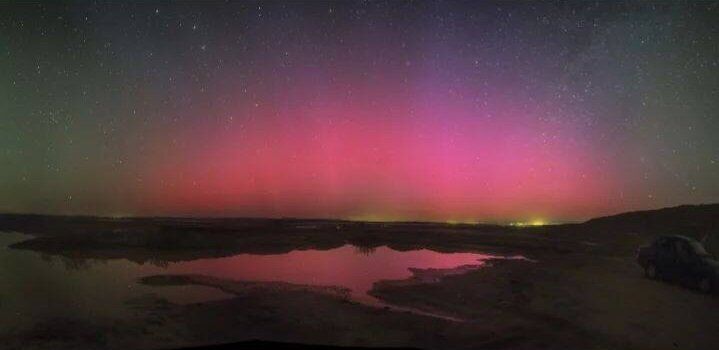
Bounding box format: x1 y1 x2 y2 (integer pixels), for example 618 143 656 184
637 235 718 294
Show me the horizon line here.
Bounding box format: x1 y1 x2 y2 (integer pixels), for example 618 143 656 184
2 202 718 226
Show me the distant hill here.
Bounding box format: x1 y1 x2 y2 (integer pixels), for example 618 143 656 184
581 203 719 254
2 204 719 256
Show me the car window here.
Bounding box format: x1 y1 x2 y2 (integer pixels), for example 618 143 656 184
689 241 710 256
674 241 693 262
658 238 673 251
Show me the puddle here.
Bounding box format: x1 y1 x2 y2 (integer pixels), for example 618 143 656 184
0 231 523 328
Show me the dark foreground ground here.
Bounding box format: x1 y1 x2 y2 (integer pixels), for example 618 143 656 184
1 204 718 350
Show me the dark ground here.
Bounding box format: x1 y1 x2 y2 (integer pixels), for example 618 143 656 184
1 204 718 350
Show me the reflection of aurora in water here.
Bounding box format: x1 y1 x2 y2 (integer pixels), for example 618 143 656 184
0 232 231 332
165 244 500 306
0 232 515 331
353 245 377 256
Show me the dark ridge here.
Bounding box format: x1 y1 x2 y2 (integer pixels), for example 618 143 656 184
575 203 719 255
582 203 719 236
0 213 505 239
2 203 718 260
172 339 419 350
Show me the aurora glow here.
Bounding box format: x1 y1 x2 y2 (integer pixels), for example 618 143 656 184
1 1 718 222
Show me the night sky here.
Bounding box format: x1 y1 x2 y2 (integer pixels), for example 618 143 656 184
2 1 718 223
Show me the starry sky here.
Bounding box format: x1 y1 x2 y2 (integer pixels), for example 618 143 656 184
1 1 718 223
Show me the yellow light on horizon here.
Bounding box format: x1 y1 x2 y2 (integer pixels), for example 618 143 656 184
509 219 547 227
445 219 480 225
530 219 546 226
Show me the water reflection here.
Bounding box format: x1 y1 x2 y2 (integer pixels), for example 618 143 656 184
165 245 496 305
0 232 230 332
353 245 377 256
1 231 508 332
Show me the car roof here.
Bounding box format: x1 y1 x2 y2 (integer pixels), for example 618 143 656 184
657 234 700 243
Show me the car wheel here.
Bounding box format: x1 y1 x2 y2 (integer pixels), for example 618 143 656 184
698 277 713 294
645 263 658 280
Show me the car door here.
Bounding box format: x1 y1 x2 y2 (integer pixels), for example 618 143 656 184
655 238 677 278
673 240 695 285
